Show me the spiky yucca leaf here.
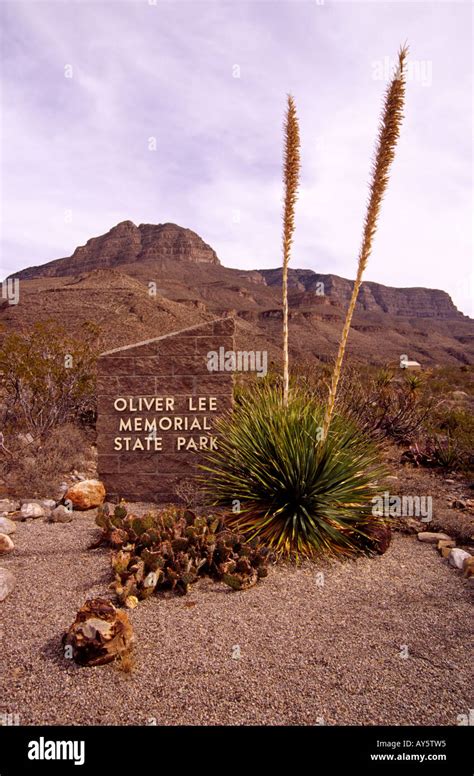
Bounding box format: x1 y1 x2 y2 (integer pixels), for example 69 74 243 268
201 385 387 559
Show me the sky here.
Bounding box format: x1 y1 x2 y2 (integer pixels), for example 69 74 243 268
0 0 472 316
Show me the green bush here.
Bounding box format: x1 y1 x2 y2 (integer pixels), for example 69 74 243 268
201 384 387 559
0 320 97 437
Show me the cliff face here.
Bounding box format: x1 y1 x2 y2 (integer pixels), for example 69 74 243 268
259 269 465 320
9 221 465 321
5 220 472 366
13 221 220 280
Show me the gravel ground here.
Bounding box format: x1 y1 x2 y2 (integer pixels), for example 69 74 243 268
0 513 472 726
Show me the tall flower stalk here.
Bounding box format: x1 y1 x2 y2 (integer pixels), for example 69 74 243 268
282 95 301 406
322 44 408 439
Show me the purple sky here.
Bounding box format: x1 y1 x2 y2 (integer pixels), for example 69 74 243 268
1 0 472 315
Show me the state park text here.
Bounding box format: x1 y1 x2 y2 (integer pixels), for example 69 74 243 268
112 394 219 452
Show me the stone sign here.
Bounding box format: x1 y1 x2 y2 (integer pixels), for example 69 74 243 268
97 318 234 502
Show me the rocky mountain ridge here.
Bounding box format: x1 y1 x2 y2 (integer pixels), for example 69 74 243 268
13 221 220 280
4 221 473 366
260 269 466 320
11 221 466 321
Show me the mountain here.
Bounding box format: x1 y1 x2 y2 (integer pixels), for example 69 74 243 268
4 221 473 366
13 221 220 280
260 269 465 320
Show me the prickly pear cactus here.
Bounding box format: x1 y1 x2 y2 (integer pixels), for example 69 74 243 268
93 503 272 606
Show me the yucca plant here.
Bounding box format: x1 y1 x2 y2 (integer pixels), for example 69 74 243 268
322 45 408 439
281 94 301 407
404 373 423 393
201 384 387 559
375 367 395 389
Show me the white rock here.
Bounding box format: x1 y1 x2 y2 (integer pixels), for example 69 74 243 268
20 502 45 519
448 548 472 570
0 568 15 601
49 505 73 523
417 532 451 544
0 517 16 535
0 534 14 554
41 499 57 510
20 498 51 507
0 499 20 514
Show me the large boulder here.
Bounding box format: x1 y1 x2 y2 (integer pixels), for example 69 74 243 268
65 480 106 510
0 568 15 601
0 517 16 535
62 597 134 666
0 534 14 554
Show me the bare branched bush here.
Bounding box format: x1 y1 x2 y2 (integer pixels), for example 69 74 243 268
0 321 98 438
174 478 206 508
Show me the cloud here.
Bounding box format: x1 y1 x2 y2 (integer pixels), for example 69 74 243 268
0 0 472 316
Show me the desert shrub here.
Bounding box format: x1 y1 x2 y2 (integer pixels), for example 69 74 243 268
428 435 464 469
400 396 473 471
336 367 473 463
202 384 387 559
93 504 271 600
426 365 473 397
173 478 205 508
0 320 97 437
401 405 474 472
331 368 435 443
365 378 433 442
1 423 90 497
400 437 461 470
375 367 395 389
266 364 432 444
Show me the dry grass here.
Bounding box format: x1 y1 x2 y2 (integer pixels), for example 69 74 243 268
116 651 136 674
1 423 91 497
